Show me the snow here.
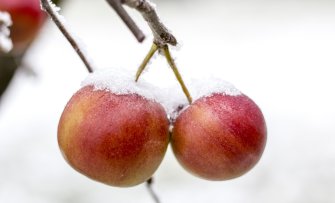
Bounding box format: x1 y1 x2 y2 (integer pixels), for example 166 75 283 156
1 0 335 203
49 0 61 12
0 11 13 53
40 0 61 12
189 76 242 100
81 68 241 115
147 0 157 10
81 67 188 115
82 67 161 101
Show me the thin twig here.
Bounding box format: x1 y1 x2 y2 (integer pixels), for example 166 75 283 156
146 177 161 203
123 0 177 46
40 0 94 73
105 0 145 42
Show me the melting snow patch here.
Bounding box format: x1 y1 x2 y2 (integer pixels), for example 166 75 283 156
0 11 13 53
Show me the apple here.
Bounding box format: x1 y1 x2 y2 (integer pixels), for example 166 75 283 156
171 93 267 181
58 85 170 187
0 0 46 54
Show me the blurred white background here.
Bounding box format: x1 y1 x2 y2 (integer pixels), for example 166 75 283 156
1 0 335 202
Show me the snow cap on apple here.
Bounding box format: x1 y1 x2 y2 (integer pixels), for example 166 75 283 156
58 68 170 187
171 77 267 181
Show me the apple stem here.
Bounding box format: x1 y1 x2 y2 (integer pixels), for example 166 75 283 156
146 178 161 203
135 43 193 104
135 43 158 82
162 45 193 104
40 0 94 73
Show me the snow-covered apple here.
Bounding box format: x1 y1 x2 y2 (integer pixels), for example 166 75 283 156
57 69 170 187
171 82 267 181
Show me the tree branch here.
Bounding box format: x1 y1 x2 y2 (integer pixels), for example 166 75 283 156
40 0 94 73
106 0 177 46
122 0 177 46
105 0 145 42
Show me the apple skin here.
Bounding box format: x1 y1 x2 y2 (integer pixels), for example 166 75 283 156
0 0 46 54
171 93 267 181
58 86 170 187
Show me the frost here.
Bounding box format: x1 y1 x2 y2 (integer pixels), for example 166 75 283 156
82 67 166 105
189 76 242 101
40 0 60 12
0 11 13 53
81 68 241 115
147 0 157 9
43 0 64 23
81 68 188 115
158 84 189 116
49 0 60 12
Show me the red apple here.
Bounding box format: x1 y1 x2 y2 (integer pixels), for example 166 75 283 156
0 0 46 54
171 93 267 180
58 85 170 187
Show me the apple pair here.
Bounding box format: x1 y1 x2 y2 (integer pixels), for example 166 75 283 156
58 71 267 187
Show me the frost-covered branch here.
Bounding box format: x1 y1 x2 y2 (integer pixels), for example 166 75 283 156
123 0 177 46
108 1 191 106
40 0 94 73
0 11 13 53
107 0 177 46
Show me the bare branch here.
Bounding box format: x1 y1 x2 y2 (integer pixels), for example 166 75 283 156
40 0 94 73
123 0 177 46
146 177 161 203
105 0 145 42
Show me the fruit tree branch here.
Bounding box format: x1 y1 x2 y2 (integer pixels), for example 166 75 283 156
105 0 145 42
123 0 177 46
106 0 177 46
40 0 94 73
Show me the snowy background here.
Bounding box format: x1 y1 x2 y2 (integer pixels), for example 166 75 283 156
1 0 335 202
